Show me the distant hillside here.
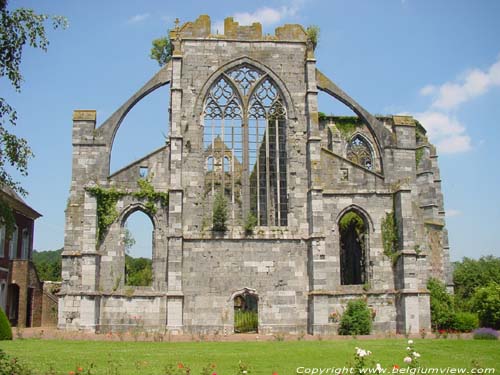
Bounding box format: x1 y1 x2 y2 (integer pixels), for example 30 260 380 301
33 249 63 281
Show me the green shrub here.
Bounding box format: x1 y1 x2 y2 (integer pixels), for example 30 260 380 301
453 311 479 332
472 282 500 329
0 307 12 340
338 299 372 335
427 278 456 331
0 349 33 374
212 192 228 232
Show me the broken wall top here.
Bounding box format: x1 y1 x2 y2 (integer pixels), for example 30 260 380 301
170 15 308 42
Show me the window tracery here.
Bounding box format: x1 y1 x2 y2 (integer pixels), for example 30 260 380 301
203 65 288 227
346 135 373 170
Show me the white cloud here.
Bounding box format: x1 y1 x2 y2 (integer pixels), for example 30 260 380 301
419 85 436 96
414 54 500 154
414 111 472 154
422 55 500 110
446 209 462 218
128 13 150 24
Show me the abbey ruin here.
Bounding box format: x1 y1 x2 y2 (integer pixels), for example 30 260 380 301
58 15 452 335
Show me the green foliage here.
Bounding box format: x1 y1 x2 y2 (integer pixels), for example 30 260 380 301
453 256 500 310
133 178 169 215
0 349 33 374
212 192 228 232
0 197 15 238
87 180 167 242
125 255 152 287
0 307 12 340
381 212 399 263
0 3 67 201
339 211 365 235
234 310 258 333
318 111 327 121
32 248 62 281
243 212 257 235
306 25 320 50
338 299 372 335
427 278 456 331
333 117 364 137
86 186 125 243
453 311 479 332
150 35 172 67
472 282 500 329
415 147 424 167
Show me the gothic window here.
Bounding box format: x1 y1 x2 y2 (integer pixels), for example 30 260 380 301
339 210 368 285
203 64 288 227
347 135 373 170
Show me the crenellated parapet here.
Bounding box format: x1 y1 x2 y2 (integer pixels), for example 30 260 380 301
169 14 307 42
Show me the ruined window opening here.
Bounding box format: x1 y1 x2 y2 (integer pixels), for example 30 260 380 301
203 65 288 227
206 156 214 172
139 166 148 178
339 210 368 285
347 135 373 170
234 291 258 333
123 211 153 287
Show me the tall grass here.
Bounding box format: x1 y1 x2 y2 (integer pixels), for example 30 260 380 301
234 310 258 333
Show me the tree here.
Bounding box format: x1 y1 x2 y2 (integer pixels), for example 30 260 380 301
453 256 500 310
427 278 456 331
150 34 172 67
0 1 67 231
472 282 500 329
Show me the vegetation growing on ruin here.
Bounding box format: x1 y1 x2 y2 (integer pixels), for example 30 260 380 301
86 186 125 243
381 211 399 264
415 147 424 167
87 180 168 242
334 117 364 137
306 25 320 50
212 192 228 232
133 178 169 215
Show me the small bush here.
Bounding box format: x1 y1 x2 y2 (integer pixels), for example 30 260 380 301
0 308 12 340
338 299 372 335
0 349 33 375
212 192 228 232
472 327 499 340
453 311 479 332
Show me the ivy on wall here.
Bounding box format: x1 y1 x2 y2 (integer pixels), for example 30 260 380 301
381 211 400 264
86 179 168 243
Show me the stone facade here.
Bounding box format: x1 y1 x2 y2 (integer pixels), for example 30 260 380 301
58 15 452 335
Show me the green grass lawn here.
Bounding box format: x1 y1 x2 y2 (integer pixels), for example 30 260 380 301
1 338 499 374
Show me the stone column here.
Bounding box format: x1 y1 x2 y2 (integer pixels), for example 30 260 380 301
167 39 184 331
304 48 327 334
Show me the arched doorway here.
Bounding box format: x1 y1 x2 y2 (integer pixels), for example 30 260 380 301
233 289 258 333
339 210 368 285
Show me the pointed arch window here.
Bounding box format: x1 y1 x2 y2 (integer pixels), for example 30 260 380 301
203 64 288 227
347 135 373 170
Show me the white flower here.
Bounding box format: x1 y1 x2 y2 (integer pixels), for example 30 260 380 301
413 352 420 358
404 357 412 364
242 371 247 374
408 339 414 345
406 347 411 350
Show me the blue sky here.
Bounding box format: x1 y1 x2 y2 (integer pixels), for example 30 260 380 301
4 0 500 261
